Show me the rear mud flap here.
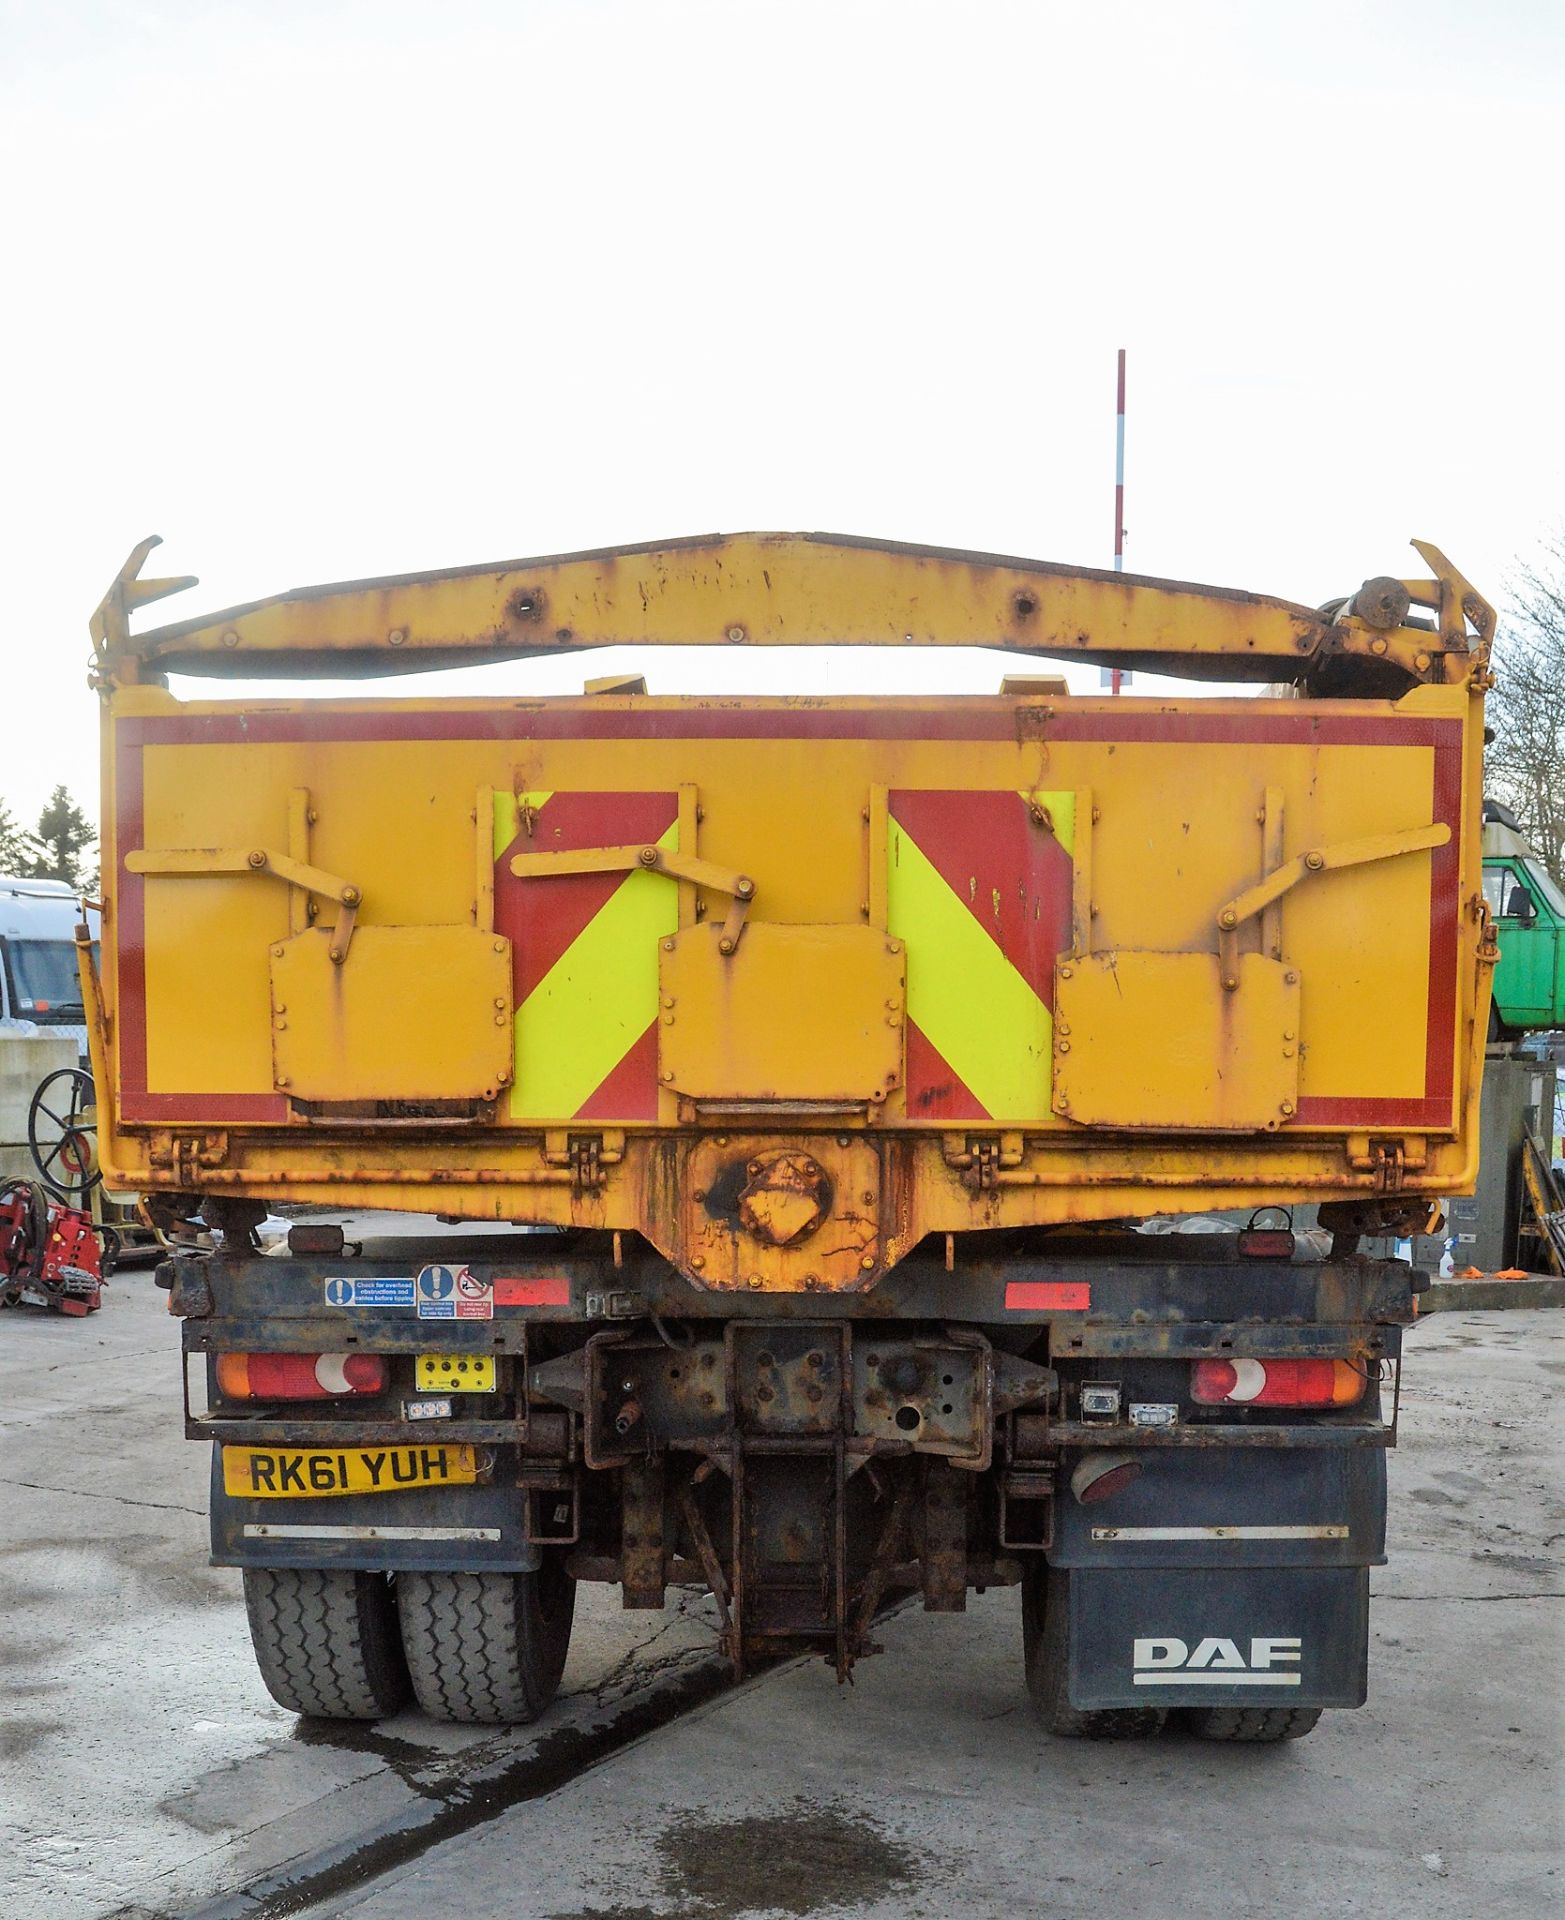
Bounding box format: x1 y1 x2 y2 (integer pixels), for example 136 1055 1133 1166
209 1451 540 1574
1067 1565 1370 1710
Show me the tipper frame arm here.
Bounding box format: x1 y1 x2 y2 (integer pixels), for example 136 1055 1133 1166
90 533 1493 693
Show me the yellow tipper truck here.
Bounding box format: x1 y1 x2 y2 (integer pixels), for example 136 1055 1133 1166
87 532 1495 1740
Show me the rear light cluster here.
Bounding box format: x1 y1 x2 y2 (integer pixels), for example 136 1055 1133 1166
216 1352 387 1400
1190 1357 1365 1408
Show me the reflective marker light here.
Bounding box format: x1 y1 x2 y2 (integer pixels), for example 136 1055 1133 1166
216 1352 387 1399
1190 1357 1365 1408
1236 1228 1295 1259
1070 1452 1142 1504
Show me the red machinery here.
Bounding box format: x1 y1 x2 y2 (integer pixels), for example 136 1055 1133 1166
0 1181 107 1315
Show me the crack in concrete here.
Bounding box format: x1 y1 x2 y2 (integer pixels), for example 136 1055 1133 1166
1373 1591 1565 1602
0 1475 205 1518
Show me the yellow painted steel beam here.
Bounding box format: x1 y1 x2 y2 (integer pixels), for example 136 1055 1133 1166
94 532 1490 689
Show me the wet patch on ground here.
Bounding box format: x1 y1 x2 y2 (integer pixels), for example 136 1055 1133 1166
550 1800 929 1920
0 1717 59 1761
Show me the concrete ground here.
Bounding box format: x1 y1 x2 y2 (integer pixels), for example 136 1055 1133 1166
0 1257 1560 1920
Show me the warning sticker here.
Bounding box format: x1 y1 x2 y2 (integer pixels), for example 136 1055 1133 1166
454 1267 494 1320
323 1276 415 1309
417 1265 494 1321
416 1265 455 1318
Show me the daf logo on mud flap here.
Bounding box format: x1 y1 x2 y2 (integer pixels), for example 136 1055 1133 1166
1133 1636 1302 1686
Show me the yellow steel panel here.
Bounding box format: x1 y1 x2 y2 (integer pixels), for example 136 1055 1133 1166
1282 746 1434 1103
97 669 1487 1246
659 924 904 1103
885 819 1052 1122
1053 951 1300 1132
510 820 679 1120
271 926 513 1102
140 746 288 1096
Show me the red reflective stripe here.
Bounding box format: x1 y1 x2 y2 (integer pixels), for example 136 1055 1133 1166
1005 1280 1090 1311
495 790 678 1003
493 1275 571 1307
573 1020 660 1121
888 790 1073 1010
120 712 1465 749
904 1020 988 1121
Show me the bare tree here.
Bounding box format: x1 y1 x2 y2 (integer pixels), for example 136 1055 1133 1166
1486 533 1565 886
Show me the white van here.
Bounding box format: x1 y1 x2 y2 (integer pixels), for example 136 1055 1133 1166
0 877 95 1061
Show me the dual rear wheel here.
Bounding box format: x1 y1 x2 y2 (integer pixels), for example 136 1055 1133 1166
1022 1563 1321 1744
243 1556 576 1724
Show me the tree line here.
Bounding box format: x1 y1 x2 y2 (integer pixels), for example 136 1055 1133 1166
0 788 97 891
1487 534 1565 887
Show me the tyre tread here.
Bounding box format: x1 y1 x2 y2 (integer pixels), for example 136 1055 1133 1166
1187 1705 1323 1742
243 1567 408 1720
1023 1563 1165 1740
398 1567 574 1725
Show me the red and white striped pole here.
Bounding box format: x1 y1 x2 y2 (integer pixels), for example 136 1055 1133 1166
1111 347 1126 695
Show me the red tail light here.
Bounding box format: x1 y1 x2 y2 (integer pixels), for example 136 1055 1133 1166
216 1352 387 1400
1236 1229 1295 1259
1190 1357 1366 1408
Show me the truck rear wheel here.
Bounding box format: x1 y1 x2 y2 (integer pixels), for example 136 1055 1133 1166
398 1559 576 1724
1022 1562 1166 1739
243 1567 410 1720
1184 1706 1323 1742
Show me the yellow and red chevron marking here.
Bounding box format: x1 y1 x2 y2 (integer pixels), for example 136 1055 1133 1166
887 790 1075 1122
493 791 679 1121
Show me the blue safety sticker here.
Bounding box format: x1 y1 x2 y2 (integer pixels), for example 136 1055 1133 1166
417 1264 457 1319
323 1276 416 1308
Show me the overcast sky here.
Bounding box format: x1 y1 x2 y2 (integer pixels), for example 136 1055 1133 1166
2 0 1561 825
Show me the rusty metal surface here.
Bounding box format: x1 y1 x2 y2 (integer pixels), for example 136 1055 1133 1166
98 532 1491 694
669 1133 896 1294
920 1464 969 1612
619 1459 668 1610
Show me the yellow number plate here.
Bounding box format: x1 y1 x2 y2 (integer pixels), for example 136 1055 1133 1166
415 1353 498 1393
222 1444 479 1499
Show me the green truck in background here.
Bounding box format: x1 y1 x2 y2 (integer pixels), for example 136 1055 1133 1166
1484 799 1565 1040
